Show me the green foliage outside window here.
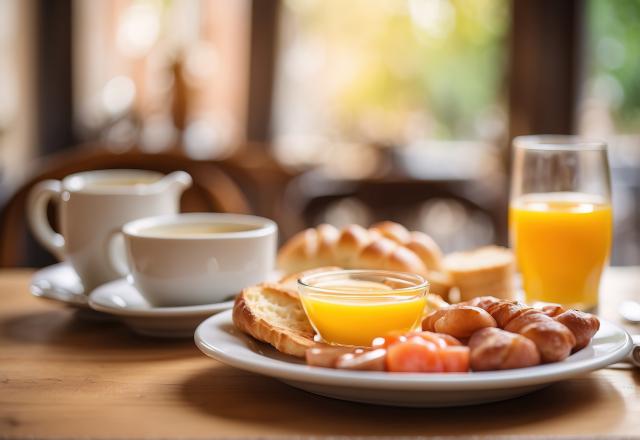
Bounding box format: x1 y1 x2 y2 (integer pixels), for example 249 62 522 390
281 0 508 143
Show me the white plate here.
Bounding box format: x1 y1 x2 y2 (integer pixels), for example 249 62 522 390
195 310 633 407
30 262 89 308
89 279 234 338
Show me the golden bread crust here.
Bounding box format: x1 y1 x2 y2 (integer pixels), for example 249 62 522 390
277 223 449 298
369 221 412 244
232 284 315 358
407 231 444 271
275 228 317 273
334 224 371 267
277 266 342 292
443 246 515 301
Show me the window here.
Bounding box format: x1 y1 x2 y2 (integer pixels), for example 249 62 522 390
272 0 509 171
0 0 35 184
273 0 509 251
579 0 640 264
73 0 250 158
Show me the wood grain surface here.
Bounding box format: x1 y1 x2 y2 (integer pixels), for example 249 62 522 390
0 268 639 439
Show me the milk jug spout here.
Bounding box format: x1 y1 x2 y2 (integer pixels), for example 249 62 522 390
158 171 192 197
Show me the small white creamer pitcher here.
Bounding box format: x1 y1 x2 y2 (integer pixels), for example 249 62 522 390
27 169 192 292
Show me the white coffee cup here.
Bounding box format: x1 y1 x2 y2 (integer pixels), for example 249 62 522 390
27 169 192 292
109 213 277 306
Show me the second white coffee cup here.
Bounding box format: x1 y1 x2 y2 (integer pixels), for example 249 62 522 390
108 213 277 307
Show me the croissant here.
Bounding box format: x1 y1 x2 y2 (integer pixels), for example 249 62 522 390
535 302 566 317
504 312 576 363
463 297 580 363
532 303 600 350
470 297 602 354
422 306 497 339
554 309 600 351
277 222 452 297
469 327 541 371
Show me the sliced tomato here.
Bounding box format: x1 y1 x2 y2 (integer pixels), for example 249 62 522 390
386 339 444 373
440 346 470 373
412 331 447 348
434 332 463 347
414 331 463 348
372 331 408 349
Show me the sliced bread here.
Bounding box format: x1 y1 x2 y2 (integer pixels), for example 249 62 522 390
233 284 315 357
443 246 515 301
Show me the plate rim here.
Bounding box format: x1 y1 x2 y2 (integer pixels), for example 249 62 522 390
195 310 633 391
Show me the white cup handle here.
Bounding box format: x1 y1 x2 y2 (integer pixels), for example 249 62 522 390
27 180 65 260
106 231 130 279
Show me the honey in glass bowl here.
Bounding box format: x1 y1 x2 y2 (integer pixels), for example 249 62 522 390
297 270 428 347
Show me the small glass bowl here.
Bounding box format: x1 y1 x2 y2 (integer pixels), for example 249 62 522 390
297 270 429 347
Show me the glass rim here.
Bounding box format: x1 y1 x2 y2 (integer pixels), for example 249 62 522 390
297 269 429 296
513 135 607 152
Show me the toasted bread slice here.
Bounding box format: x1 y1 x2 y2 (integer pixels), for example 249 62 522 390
233 284 315 357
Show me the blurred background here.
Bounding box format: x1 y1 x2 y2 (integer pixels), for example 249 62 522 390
0 0 638 267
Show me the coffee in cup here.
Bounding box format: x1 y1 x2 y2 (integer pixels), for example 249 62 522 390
109 213 277 306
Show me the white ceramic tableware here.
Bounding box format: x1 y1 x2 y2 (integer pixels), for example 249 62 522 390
30 262 87 307
27 169 192 292
195 310 633 407
89 279 233 337
30 262 115 321
619 300 640 323
109 213 277 307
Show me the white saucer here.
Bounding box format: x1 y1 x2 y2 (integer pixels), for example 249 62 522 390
31 262 89 308
89 278 234 338
195 310 633 407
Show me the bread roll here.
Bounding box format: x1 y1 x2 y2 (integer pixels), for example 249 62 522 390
278 266 342 292
369 221 412 245
406 231 444 272
277 222 451 297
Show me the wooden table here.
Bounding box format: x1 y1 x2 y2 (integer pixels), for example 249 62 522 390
1 268 639 439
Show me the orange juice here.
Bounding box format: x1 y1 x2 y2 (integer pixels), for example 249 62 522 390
510 192 612 310
299 280 426 347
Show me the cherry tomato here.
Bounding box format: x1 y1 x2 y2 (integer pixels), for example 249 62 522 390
386 339 444 373
440 346 470 373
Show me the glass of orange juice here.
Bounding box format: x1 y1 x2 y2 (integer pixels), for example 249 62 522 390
510 135 612 311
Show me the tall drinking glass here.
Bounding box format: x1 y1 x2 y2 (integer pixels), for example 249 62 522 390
509 135 612 311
